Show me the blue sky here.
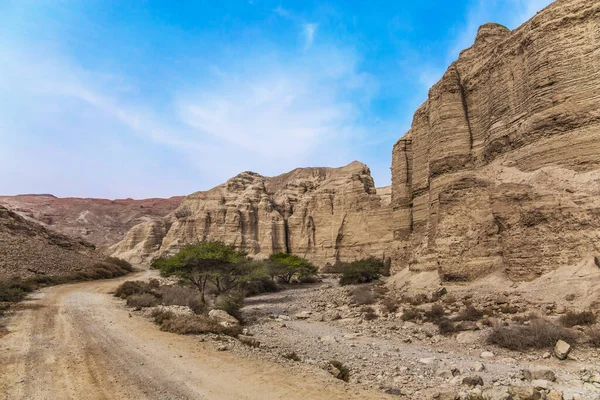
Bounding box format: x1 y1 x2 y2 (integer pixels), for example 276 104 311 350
0 0 553 198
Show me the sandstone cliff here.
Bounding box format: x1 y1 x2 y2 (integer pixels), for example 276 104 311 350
390 0 600 281
114 0 599 282
0 195 183 252
111 162 394 266
0 205 102 280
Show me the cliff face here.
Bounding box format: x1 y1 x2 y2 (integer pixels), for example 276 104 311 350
0 195 183 252
0 206 101 280
114 0 599 282
390 0 600 281
111 162 394 266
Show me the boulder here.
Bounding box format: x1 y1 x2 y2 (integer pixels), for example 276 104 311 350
208 309 240 328
554 340 571 360
462 376 484 387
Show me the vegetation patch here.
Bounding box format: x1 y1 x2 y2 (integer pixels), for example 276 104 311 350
151 309 242 337
329 360 350 382
559 311 597 327
487 319 578 351
338 258 385 286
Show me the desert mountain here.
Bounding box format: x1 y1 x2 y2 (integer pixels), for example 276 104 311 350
0 205 102 280
112 0 600 282
111 162 394 266
0 194 183 252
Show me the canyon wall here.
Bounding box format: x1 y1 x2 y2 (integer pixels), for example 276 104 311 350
111 162 394 266
114 0 600 282
390 0 600 281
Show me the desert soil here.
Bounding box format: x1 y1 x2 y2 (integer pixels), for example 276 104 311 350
0 272 390 400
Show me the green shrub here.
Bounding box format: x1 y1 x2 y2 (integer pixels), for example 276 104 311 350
559 311 597 327
339 258 384 286
267 253 318 284
0 285 26 302
487 319 578 351
243 276 279 297
216 295 244 320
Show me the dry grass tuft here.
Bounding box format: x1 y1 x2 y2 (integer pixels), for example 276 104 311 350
151 309 242 337
559 311 597 327
487 319 578 351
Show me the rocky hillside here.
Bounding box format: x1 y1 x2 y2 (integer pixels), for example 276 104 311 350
390 0 600 281
115 0 600 282
0 205 102 280
0 195 183 252
111 162 394 266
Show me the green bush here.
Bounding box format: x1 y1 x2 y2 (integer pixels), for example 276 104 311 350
339 258 384 286
114 280 159 299
267 253 318 284
216 294 245 320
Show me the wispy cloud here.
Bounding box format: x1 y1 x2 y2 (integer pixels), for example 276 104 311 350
302 23 318 49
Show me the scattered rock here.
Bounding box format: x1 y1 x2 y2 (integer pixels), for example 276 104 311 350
480 351 495 359
462 376 484 387
208 309 240 328
295 311 312 320
554 340 571 360
532 379 551 390
546 390 564 400
217 345 228 351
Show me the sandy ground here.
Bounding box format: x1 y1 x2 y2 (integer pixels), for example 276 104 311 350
0 272 391 400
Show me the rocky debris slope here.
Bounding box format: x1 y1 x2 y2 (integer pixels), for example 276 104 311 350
390 0 600 280
112 162 394 266
0 205 102 280
0 194 183 252
234 279 600 400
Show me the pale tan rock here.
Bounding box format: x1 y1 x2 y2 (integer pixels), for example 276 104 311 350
554 339 571 360
112 162 394 267
390 0 600 281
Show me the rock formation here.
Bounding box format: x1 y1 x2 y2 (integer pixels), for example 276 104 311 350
390 0 600 281
111 162 394 266
0 195 183 252
0 205 101 280
115 0 600 282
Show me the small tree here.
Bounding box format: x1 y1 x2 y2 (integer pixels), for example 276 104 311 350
267 253 318 283
152 241 247 303
339 257 384 286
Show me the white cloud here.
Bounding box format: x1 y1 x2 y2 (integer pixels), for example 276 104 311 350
0 37 379 196
302 23 318 49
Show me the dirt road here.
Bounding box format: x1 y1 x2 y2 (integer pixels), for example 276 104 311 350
0 273 389 400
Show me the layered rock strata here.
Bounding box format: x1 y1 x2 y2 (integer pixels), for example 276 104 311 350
115 0 600 282
390 0 600 280
111 162 394 266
